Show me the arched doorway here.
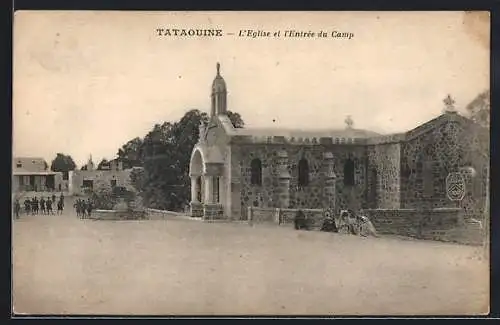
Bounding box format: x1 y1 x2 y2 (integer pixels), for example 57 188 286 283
189 148 205 217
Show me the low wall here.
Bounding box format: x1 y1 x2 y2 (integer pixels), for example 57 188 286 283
247 207 324 229
146 208 186 220
248 206 482 245
364 208 483 245
92 209 147 220
247 207 279 224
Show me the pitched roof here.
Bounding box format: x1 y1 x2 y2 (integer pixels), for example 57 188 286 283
13 157 48 173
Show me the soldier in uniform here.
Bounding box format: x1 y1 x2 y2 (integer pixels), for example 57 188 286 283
57 198 64 215
31 197 39 215
24 198 31 215
46 197 54 215
40 197 46 215
14 199 21 219
59 193 65 210
86 198 93 218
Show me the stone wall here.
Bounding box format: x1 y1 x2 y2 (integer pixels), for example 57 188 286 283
247 207 279 224
230 143 368 220
364 208 482 245
366 143 401 209
247 206 325 229
68 169 132 196
400 120 467 209
278 208 325 229
147 208 186 220
93 209 147 220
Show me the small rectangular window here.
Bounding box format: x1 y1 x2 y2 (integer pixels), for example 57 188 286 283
16 163 22 168
82 179 94 189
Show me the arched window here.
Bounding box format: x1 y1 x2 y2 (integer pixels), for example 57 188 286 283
298 158 309 187
344 158 355 186
250 159 262 186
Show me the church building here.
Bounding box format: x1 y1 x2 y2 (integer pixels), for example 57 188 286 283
189 63 488 221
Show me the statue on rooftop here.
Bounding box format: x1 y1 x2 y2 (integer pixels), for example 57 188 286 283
345 115 354 129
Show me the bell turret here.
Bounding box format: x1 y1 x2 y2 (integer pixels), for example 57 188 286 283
211 62 227 116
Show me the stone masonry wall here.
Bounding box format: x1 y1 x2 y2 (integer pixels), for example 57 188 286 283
401 120 467 209
366 143 401 209
230 143 368 220
364 208 482 245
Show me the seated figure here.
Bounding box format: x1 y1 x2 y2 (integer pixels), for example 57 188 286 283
294 209 309 230
356 213 379 237
320 209 338 233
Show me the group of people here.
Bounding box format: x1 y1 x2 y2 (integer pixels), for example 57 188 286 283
13 193 65 219
294 208 378 237
13 194 95 220
74 198 93 219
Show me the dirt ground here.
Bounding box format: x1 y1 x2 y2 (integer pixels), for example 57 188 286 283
12 209 489 316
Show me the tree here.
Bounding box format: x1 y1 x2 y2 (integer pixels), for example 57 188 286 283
140 121 182 210
462 90 490 258
50 153 76 180
126 109 245 211
97 158 111 170
227 110 245 128
117 137 144 168
465 90 490 128
129 167 145 193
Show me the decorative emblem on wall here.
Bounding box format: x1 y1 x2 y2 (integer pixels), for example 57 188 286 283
446 172 466 201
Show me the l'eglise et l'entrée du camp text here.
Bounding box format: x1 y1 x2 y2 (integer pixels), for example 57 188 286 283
155 28 355 39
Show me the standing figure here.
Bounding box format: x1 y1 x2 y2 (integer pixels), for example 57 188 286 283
14 199 21 219
74 199 80 218
60 193 65 208
31 197 38 215
24 198 31 215
78 199 86 219
40 197 46 215
76 199 81 218
46 198 54 215
80 200 87 219
52 194 56 205
57 199 64 215
86 199 93 218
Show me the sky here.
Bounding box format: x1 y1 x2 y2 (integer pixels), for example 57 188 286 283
13 11 489 167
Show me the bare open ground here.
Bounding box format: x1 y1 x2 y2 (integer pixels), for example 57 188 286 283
12 211 489 316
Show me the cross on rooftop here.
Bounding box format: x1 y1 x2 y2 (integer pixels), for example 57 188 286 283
443 94 456 113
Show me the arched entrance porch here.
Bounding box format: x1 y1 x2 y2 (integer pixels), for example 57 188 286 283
189 146 225 220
